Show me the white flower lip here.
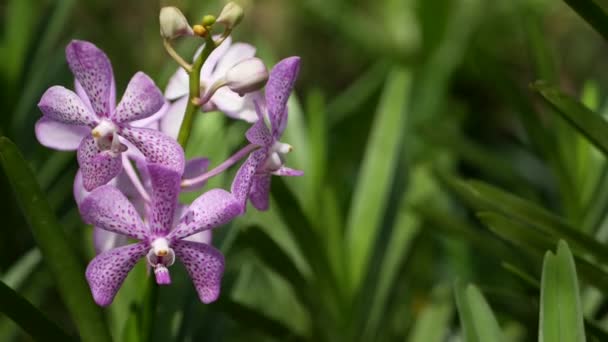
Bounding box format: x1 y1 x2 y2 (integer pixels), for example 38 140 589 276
225 58 268 96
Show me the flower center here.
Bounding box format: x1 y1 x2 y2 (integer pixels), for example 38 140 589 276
91 120 125 155
264 141 292 171
147 238 175 285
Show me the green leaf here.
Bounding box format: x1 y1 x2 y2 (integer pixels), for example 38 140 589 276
0 280 73 341
454 282 505 342
0 137 112 342
562 0 608 41
532 81 608 157
408 294 452 342
539 241 586 342
446 177 608 265
345 67 412 295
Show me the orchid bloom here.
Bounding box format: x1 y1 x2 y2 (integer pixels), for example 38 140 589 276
80 162 240 306
36 40 183 191
231 57 303 211
74 155 212 254
162 37 260 138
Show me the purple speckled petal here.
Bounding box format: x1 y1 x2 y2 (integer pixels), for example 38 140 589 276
120 126 185 174
230 149 267 211
147 163 181 235
35 117 89 151
211 88 258 122
249 174 271 211
66 40 115 117
93 227 130 254
164 68 189 100
211 42 256 80
173 240 224 303
113 72 165 124
272 166 304 177
182 158 210 192
266 57 300 137
130 100 168 129
168 189 240 241
86 242 148 306
80 185 148 240
159 96 188 139
38 86 97 126
245 119 272 146
77 135 122 191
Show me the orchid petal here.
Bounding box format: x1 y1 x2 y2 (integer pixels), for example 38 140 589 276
38 86 97 126
272 166 304 177
173 240 224 303
93 227 130 254
200 36 232 80
159 96 188 139
147 163 181 235
130 101 168 129
184 230 212 244
113 72 165 124
77 135 122 191
230 149 267 210
85 242 148 306
35 117 89 151
249 174 271 211
266 57 300 137
168 189 240 241
66 40 115 117
245 118 272 146
211 88 259 122
164 68 189 100
212 42 256 80
120 126 185 174
182 158 210 192
80 185 148 240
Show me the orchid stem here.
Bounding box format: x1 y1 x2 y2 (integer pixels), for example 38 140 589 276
177 34 219 149
181 143 259 188
163 39 192 72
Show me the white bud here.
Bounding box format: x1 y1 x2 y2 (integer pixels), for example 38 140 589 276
159 7 193 39
225 58 268 96
217 2 244 29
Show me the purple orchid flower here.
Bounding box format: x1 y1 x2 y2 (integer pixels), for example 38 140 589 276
231 57 304 211
79 162 240 306
74 154 212 254
36 40 184 191
161 37 260 138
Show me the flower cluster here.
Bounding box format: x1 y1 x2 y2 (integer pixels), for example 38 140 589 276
35 3 302 306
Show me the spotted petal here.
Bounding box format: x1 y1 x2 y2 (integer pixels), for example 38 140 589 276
272 166 304 177
120 126 185 174
147 163 181 235
245 117 272 146
35 117 89 151
113 72 165 124
66 40 115 117
173 240 224 303
77 135 122 191
80 185 148 240
38 86 97 126
249 174 271 211
86 242 148 306
230 149 267 211
168 189 240 241
266 57 300 137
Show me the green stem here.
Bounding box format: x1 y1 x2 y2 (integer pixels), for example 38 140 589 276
177 34 218 148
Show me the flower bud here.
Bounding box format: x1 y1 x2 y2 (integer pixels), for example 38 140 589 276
216 2 244 29
160 7 193 39
225 58 268 96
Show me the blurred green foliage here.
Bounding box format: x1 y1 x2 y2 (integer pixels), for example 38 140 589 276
3 0 608 341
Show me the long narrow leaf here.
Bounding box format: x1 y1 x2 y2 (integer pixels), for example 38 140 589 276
539 241 586 342
345 67 411 295
454 281 505 342
0 137 112 342
0 280 73 341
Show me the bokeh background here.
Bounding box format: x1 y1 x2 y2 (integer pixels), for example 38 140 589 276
2 0 608 341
